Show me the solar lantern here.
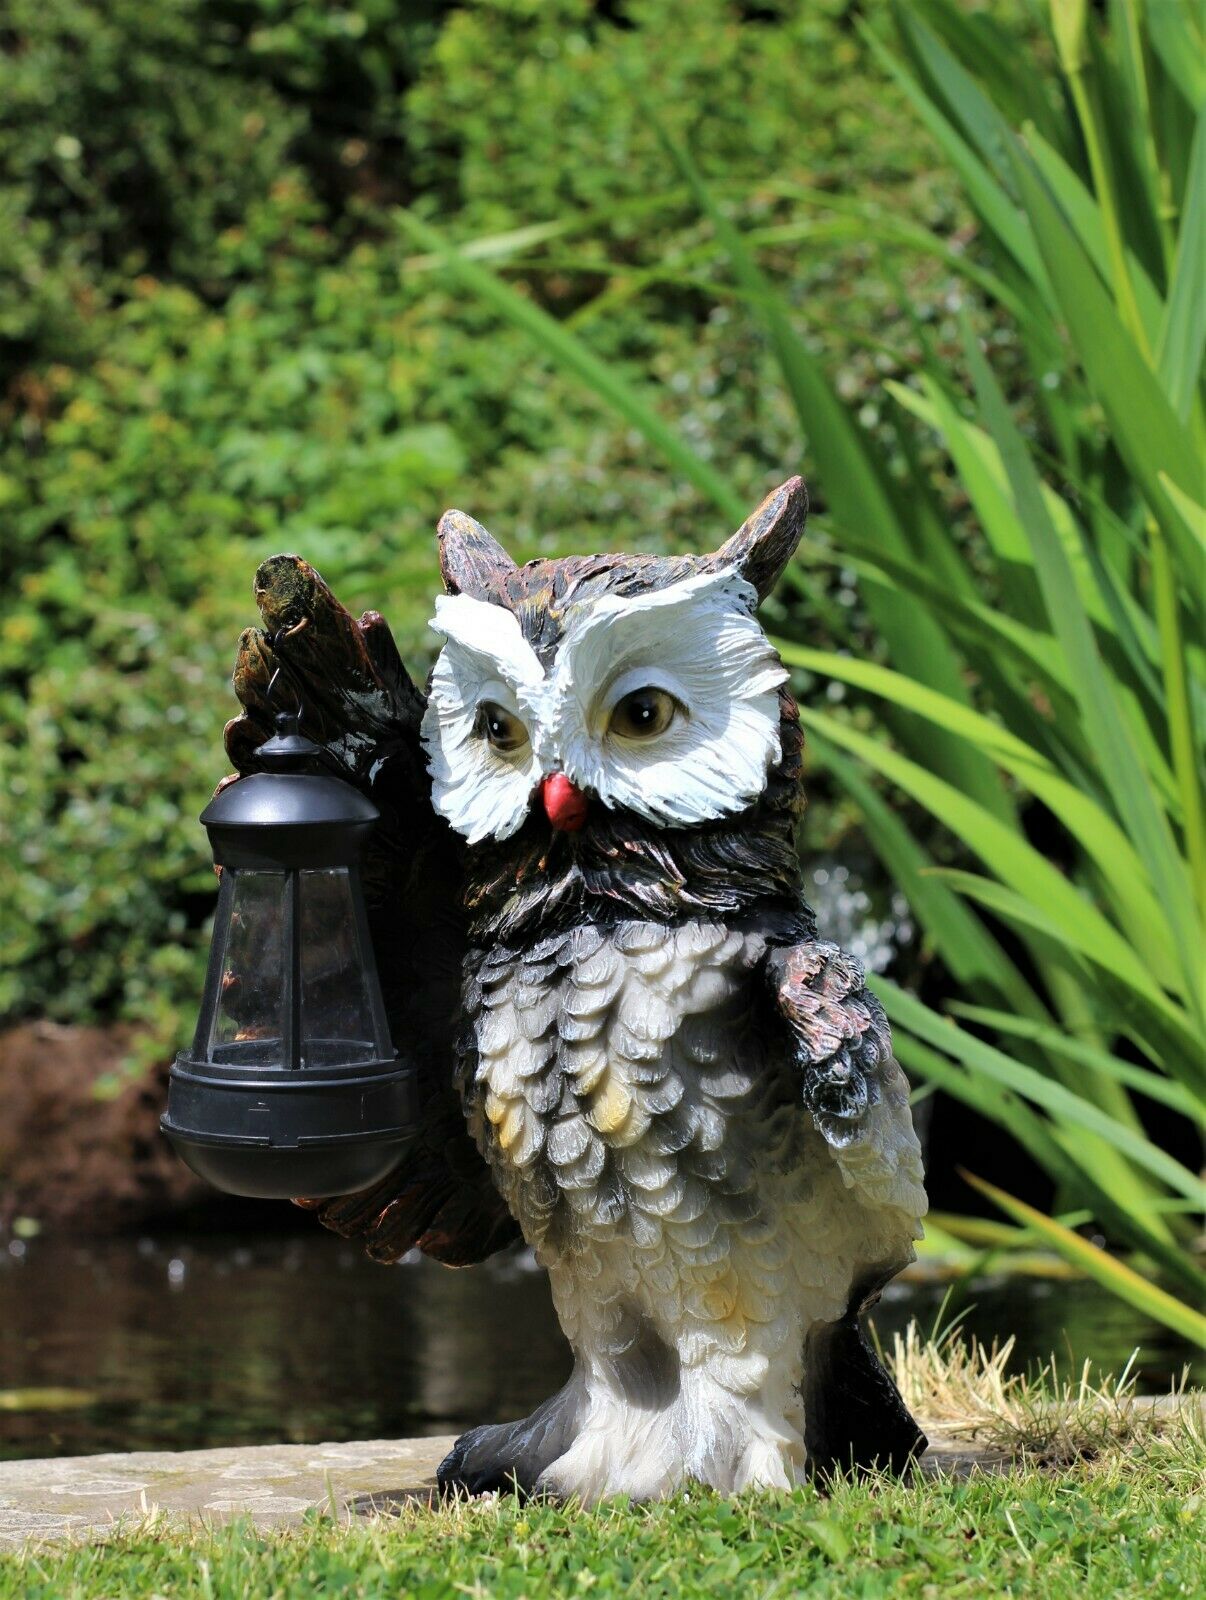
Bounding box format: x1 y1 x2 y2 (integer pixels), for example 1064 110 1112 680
162 708 414 1199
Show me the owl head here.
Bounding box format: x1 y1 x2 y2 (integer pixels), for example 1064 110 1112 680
419 477 809 938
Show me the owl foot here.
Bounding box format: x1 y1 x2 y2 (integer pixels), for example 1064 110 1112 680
534 1401 680 1505
732 1431 802 1493
532 1362 807 1504
532 1406 804 1504
437 1372 587 1499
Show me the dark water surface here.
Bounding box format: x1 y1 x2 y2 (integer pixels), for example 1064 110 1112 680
1 1233 1197 1462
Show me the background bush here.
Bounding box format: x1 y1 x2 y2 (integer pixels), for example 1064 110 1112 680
1 0 962 1032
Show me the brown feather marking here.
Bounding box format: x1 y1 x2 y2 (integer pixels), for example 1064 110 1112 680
703 476 808 601
765 941 888 1149
438 509 518 602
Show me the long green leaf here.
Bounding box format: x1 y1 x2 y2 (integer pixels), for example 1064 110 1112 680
891 1032 1192 1278
929 868 1201 1074
809 720 1164 1145
896 6 1020 189
962 315 1204 1014
784 642 1178 982
888 377 1111 629
1157 473 1206 558
1009 146 1204 582
962 1173 1206 1346
1026 127 1164 350
832 542 1080 704
891 1034 1082 1194
802 725 1043 1015
1158 103 1206 422
892 378 1180 793
864 17 1048 289
946 1003 1205 1118
798 709 1195 1044
881 981 1205 1206
803 725 1162 1142
887 380 1041 625
392 212 748 527
1105 0 1176 279
912 0 1069 154
1147 0 1206 108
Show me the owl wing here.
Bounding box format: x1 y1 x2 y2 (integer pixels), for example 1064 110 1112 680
765 937 929 1475
764 940 927 1234
225 554 519 1265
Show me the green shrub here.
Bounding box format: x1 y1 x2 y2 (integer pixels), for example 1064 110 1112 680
0 1 298 350
0 209 468 1026
407 0 925 228
3 0 964 1033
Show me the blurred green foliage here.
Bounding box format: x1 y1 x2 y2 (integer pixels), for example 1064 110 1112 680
405 0 930 227
2 0 963 1032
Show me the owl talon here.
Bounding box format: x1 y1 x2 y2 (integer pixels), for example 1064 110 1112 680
436 1374 588 1499
437 1427 526 1498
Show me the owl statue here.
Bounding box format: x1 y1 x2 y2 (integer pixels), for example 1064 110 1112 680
226 476 928 1502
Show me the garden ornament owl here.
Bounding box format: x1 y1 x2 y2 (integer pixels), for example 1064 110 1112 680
227 476 929 1501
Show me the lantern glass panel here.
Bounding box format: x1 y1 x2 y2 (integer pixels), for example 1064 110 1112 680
299 867 376 1066
209 869 286 1064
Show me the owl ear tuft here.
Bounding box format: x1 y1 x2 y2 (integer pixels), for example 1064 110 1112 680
437 509 517 600
705 475 808 602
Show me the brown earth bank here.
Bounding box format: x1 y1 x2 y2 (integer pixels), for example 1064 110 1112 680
0 1021 211 1231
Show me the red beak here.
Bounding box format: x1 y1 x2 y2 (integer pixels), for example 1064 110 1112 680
541 773 588 832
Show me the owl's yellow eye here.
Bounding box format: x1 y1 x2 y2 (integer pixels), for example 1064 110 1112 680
608 686 680 741
476 700 529 754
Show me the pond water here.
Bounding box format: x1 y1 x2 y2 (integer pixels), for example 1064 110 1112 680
2 1233 1198 1462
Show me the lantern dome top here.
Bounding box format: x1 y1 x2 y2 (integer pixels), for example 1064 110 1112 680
253 709 326 771
201 770 378 831
200 714 379 869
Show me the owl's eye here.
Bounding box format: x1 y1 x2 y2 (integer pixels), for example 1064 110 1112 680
608 686 680 741
475 700 529 754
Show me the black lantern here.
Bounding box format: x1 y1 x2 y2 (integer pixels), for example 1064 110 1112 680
162 712 415 1199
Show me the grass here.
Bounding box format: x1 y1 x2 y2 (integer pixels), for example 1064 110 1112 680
3 1333 1203 1599
5 1437 1203 1599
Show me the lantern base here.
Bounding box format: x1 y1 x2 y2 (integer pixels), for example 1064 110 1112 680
161 1052 416 1200
161 1123 410 1200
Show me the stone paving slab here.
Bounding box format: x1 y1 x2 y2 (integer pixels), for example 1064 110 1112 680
0 1436 453 1549
0 1426 1008 1549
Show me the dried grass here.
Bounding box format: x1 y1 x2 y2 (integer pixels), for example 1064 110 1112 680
888 1319 1202 1466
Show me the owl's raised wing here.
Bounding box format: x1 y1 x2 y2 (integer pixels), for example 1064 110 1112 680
764 938 928 1474
764 941 927 1231
225 554 519 1265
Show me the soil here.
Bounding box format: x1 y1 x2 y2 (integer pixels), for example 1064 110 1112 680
0 1021 208 1231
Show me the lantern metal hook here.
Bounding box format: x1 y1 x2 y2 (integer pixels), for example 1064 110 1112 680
261 631 343 779
266 632 306 739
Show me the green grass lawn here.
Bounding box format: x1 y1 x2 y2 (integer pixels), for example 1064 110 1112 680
6 1425 1203 1600
6 1332 1204 1598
